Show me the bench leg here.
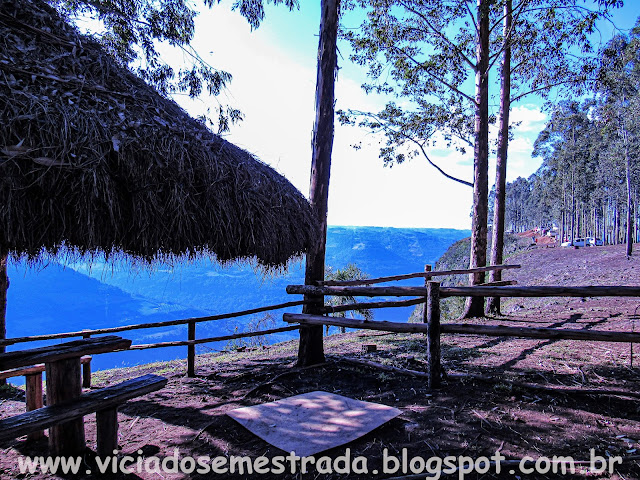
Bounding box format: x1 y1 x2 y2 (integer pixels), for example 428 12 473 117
96 408 118 458
82 359 91 388
46 358 85 456
25 373 44 441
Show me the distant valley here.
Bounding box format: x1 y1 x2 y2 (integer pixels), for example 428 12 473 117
5 226 469 373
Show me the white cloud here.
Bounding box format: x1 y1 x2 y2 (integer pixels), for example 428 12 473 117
168 5 551 230
510 104 547 132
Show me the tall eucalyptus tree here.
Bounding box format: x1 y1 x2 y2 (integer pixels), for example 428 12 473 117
341 0 618 317
597 30 640 256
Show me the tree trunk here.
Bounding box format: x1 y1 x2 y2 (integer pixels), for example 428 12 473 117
298 0 340 366
0 253 7 387
560 182 565 242
603 200 608 245
624 130 633 256
462 0 490 319
486 0 512 316
570 165 576 242
615 203 620 244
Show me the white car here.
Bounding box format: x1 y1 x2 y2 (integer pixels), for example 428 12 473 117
587 237 604 246
561 238 587 247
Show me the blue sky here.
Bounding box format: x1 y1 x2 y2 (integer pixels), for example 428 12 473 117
168 1 639 230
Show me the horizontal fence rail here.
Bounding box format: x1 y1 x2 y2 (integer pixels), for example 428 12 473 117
284 314 640 344
318 264 521 286
319 297 426 314
0 300 309 347
288 284 640 298
285 313 431 334
129 326 300 351
441 285 640 298
440 324 640 342
2 300 309 379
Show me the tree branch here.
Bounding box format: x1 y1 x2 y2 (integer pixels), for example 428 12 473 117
489 0 530 35
464 0 479 34
510 77 596 103
488 0 531 69
350 111 474 187
391 45 476 104
412 139 474 187
397 0 476 71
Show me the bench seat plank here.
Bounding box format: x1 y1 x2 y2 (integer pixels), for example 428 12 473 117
0 374 167 443
0 337 130 370
0 356 92 380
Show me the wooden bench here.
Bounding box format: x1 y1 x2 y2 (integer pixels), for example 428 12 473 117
0 355 92 441
0 336 133 455
0 374 167 457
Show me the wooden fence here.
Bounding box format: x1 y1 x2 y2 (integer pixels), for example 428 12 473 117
285 264 640 388
1 264 520 382
1 300 308 379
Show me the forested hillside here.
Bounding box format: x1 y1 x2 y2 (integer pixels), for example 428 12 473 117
502 22 640 250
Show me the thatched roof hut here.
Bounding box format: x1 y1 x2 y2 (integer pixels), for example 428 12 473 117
0 0 317 268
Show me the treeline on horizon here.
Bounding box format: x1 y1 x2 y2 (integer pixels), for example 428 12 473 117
502 21 640 246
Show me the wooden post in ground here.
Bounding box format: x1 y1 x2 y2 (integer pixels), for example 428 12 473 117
421 263 431 326
96 408 118 457
45 358 84 456
298 0 339 367
82 331 92 388
424 264 432 282
187 320 196 377
25 373 44 441
425 281 441 388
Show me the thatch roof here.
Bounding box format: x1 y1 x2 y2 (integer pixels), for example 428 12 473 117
0 0 317 268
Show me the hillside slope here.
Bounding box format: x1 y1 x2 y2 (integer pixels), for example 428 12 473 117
504 243 640 287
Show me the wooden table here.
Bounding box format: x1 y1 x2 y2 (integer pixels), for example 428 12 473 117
0 336 131 455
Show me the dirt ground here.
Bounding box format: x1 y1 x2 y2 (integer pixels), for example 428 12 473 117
2 244 640 479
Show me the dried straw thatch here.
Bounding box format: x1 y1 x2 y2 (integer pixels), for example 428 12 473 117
0 0 317 268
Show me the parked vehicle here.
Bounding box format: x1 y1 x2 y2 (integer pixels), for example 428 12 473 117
561 237 603 247
561 238 587 247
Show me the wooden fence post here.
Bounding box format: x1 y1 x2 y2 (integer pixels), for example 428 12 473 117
187 320 196 377
25 373 44 440
82 331 91 388
425 281 441 388
424 264 432 279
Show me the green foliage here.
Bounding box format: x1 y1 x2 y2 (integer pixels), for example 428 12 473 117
325 263 374 334
338 0 615 182
509 22 640 244
338 0 481 185
51 0 299 132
